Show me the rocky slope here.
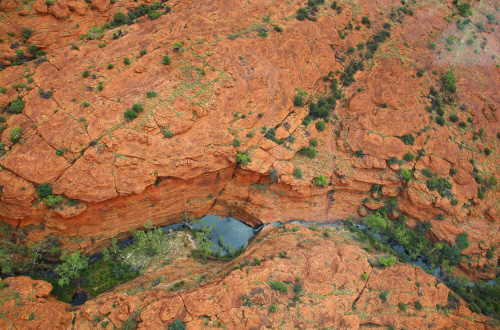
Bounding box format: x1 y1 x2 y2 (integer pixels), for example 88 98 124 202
0 225 495 329
0 0 499 280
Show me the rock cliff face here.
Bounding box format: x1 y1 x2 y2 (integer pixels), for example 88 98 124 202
0 225 495 329
0 0 499 279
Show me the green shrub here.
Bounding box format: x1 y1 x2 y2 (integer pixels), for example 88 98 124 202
441 71 456 93
486 250 494 260
139 49 147 57
436 107 445 116
86 26 104 40
8 98 25 114
354 149 364 158
42 194 63 207
148 10 161 20
37 183 53 198
0 87 6 94
398 302 407 312
270 281 288 293
415 301 423 310
124 108 138 121
484 148 491 156
173 42 182 51
22 28 33 39
403 152 415 162
274 26 283 32
309 138 318 147
162 56 171 65
107 64 114 69
269 304 277 312
458 121 467 128
379 256 396 267
132 103 144 113
293 168 303 179
298 146 316 159
169 319 186 330
429 42 437 49
364 214 386 232
421 168 433 178
293 284 303 293
293 94 304 106
426 177 452 197
315 175 328 188
449 168 457 176
124 57 131 65
455 233 469 250
113 12 128 26
146 91 157 98
400 169 412 181
401 133 415 145
361 273 369 280
379 290 389 302
257 30 268 38
436 116 445 126
315 120 326 131
448 114 459 122
122 319 137 330
236 152 251 166
9 127 23 143
246 131 254 138
162 128 173 138
362 16 371 25
82 101 90 107
82 70 89 78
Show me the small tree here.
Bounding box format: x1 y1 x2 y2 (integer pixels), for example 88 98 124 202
364 214 386 232
37 183 53 198
22 28 33 39
8 99 25 114
169 319 186 330
455 233 469 250
315 175 328 187
9 127 23 143
55 252 89 286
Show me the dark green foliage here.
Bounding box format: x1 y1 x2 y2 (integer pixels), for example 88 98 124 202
124 108 139 121
421 168 433 178
399 302 407 312
427 177 453 198
441 71 457 93
298 146 317 158
403 152 415 162
113 12 128 26
315 120 326 131
269 304 277 313
37 184 52 198
455 233 469 250
124 57 131 65
362 16 371 25
132 103 144 113
146 91 157 98
379 290 389 302
437 107 445 116
400 169 412 181
340 60 364 86
257 30 268 38
379 256 396 267
450 168 457 176
128 2 164 21
270 281 288 293
448 114 459 122
107 64 114 69
8 98 25 114
309 138 318 147
274 25 283 32
22 28 33 39
484 148 492 156
415 301 423 310
401 133 415 145
162 128 173 138
169 319 186 330
455 2 472 17
293 168 303 179
162 56 171 65
354 149 364 158
82 70 89 78
139 49 147 57
293 284 303 293
82 259 139 297
122 320 137 330
486 250 494 260
232 138 241 147
458 121 467 128
9 127 22 143
436 116 445 126
293 94 304 106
